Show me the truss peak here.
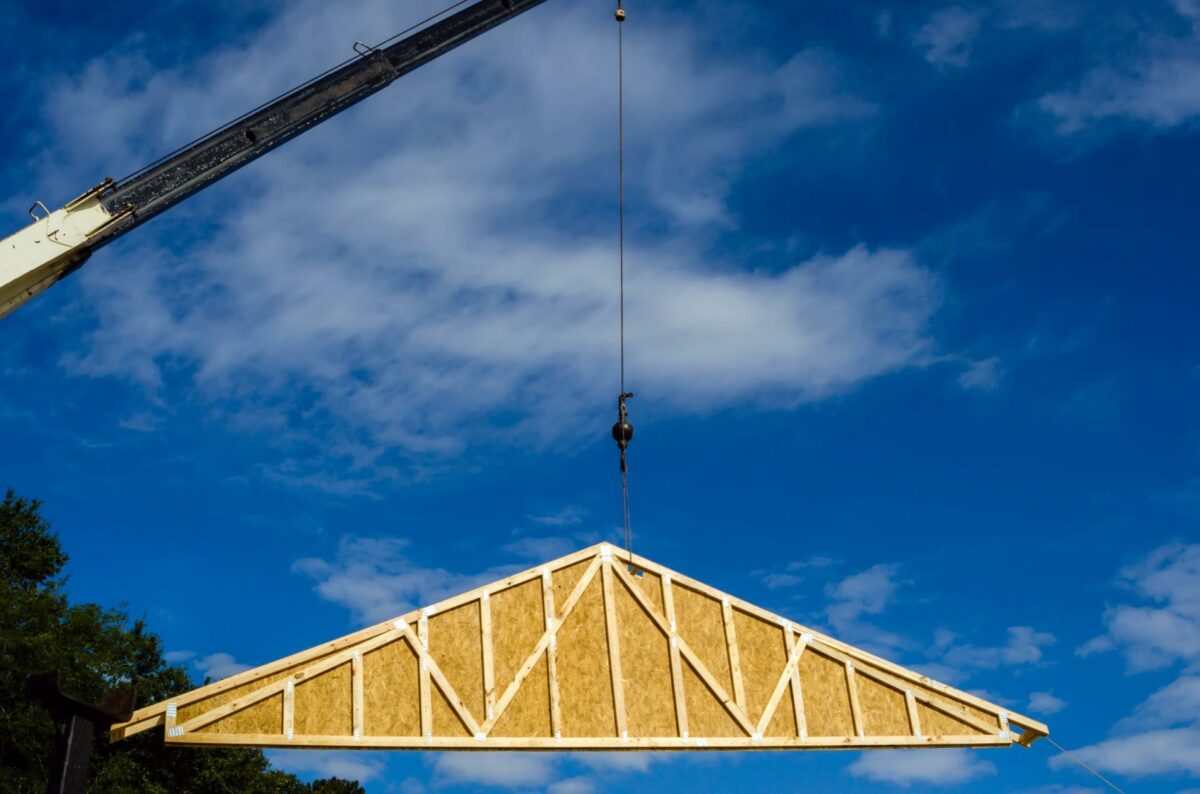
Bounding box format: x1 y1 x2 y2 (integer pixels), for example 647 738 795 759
111 544 1048 750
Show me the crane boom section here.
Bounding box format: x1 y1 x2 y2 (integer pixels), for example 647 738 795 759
0 0 548 320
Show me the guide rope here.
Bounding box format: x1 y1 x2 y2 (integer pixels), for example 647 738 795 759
1044 737 1126 793
610 0 635 562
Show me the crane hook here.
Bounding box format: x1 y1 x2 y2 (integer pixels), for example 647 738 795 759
612 391 634 471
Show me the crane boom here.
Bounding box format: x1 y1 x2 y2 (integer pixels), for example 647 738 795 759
0 0 548 320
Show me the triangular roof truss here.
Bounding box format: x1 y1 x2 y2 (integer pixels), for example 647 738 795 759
112 544 1048 750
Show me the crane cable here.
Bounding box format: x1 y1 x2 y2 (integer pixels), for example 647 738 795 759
610 1 636 563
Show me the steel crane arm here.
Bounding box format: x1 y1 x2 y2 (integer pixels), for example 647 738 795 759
0 0 548 320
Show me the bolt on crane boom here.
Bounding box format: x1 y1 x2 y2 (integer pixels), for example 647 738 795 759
0 0 549 320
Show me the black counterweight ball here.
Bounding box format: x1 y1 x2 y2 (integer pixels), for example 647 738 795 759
612 419 634 450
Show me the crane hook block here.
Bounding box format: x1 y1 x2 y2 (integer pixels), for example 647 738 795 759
612 392 634 450
615 7 626 22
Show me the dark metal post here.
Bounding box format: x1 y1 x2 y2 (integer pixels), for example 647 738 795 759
27 672 136 794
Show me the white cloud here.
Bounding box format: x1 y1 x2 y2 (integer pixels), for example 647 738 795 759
164 649 252 681
958 356 1001 391
1115 675 1200 732
1037 3 1200 134
1061 543 1200 780
914 7 984 68
433 752 554 788
1027 691 1067 715
35 0 940 491
547 778 596 794
266 749 386 783
293 536 521 623
939 625 1056 669
1079 543 1200 671
824 563 913 654
848 748 996 786
1049 728 1200 777
193 651 252 681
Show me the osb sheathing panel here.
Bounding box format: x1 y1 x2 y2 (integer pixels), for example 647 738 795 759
552 560 591 611
177 665 304 725
917 701 984 737
614 581 676 737
295 663 352 736
121 544 1045 751
200 693 282 735
732 609 794 738
492 579 544 690
492 656 552 737
681 660 742 737
557 575 616 737
364 641 419 736
630 569 664 615
673 584 734 695
799 651 854 737
858 677 911 737
428 602 484 719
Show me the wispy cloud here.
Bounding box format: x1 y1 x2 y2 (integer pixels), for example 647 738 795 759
1036 2 1200 134
1027 691 1067 715
35 0 937 492
266 749 386 783
292 536 522 623
163 649 252 682
914 7 984 68
848 748 997 786
1057 543 1200 779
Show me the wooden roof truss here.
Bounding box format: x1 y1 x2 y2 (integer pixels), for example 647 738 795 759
112 544 1048 751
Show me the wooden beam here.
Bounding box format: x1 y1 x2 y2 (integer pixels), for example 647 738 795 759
542 567 563 739
392 621 483 737
905 689 921 738
481 556 601 735
601 555 629 739
283 681 294 741
784 624 807 739
170 732 1015 750
661 574 689 738
352 651 364 741
480 590 496 724
721 597 746 712
845 661 865 739
419 612 431 740
612 561 755 736
754 632 806 737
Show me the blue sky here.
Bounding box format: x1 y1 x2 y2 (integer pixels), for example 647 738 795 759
3 0 1200 790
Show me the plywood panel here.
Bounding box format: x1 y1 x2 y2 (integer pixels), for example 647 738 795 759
491 656 552 738
363 641 420 736
491 579 544 692
681 661 743 738
858 677 911 737
673 585 733 696
552 560 591 611
200 693 281 735
917 702 983 737
800 651 853 737
177 666 299 725
629 569 664 615
557 576 616 737
428 601 484 721
731 609 788 728
615 580 676 737
294 662 352 736
432 684 473 738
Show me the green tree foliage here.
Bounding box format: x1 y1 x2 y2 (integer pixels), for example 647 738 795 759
0 490 364 793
